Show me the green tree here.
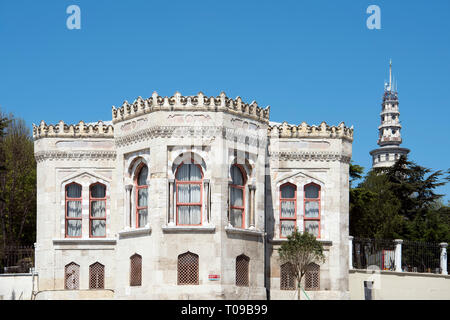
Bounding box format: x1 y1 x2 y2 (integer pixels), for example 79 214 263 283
278 231 325 300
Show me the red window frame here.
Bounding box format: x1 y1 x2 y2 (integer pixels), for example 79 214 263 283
135 164 148 228
230 164 246 229
279 182 297 238
89 182 107 238
303 183 321 238
175 162 203 226
65 182 82 238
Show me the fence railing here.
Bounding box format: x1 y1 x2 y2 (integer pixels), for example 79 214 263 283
0 245 35 274
350 237 448 275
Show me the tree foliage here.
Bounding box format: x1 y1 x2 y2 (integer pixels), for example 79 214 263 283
350 156 450 242
278 231 325 300
0 110 36 251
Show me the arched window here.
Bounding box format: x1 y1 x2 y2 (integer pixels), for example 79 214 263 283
90 183 106 237
304 263 320 291
65 183 82 238
280 262 295 290
89 262 105 289
177 252 199 285
304 183 321 238
130 254 142 287
280 183 296 238
64 262 80 290
175 163 203 225
135 164 148 228
230 165 246 228
235 254 250 287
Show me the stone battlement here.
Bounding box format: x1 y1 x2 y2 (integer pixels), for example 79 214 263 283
32 120 114 140
268 121 353 141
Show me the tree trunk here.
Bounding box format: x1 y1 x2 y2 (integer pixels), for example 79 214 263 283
297 279 301 300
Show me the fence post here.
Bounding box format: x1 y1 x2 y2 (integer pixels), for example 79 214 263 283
349 236 353 270
440 243 448 275
394 239 403 272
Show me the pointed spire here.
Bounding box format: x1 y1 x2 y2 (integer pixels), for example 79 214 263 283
389 59 392 91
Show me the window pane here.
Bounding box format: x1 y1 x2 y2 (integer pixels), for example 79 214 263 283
231 165 244 186
67 220 82 237
305 221 319 237
137 166 148 186
305 184 319 199
91 200 105 217
230 209 243 228
281 201 295 218
67 201 82 218
305 201 319 218
90 184 106 198
91 220 106 237
281 220 295 237
177 206 201 225
281 185 295 198
138 209 147 227
230 187 243 207
178 184 201 203
67 184 81 198
138 188 148 207
176 164 202 181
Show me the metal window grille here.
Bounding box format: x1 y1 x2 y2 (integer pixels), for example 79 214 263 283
65 262 80 290
89 262 105 289
304 263 320 291
178 252 199 285
1 245 34 274
130 254 142 286
280 262 296 290
402 240 441 273
235 255 249 287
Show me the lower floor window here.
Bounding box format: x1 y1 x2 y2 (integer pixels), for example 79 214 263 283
89 262 105 289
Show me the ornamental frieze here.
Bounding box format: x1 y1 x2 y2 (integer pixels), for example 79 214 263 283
34 150 117 163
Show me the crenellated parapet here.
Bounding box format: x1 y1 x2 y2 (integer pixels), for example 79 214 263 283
111 91 270 124
32 120 114 140
268 121 353 141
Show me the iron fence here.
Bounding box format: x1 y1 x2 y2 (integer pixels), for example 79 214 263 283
352 238 396 270
401 240 441 274
0 245 35 274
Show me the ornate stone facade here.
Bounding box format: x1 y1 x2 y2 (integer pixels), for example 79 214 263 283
33 91 353 300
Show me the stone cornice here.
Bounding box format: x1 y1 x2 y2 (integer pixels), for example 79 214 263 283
268 121 353 142
35 150 117 163
111 91 270 125
269 151 351 163
33 120 114 140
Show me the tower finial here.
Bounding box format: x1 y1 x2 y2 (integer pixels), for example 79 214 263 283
389 59 392 90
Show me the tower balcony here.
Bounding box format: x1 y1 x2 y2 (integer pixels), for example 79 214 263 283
378 122 401 129
378 137 402 146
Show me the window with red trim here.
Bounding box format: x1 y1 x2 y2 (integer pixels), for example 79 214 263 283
135 164 148 228
175 163 203 226
230 164 246 228
90 183 106 237
304 183 321 238
280 183 296 238
65 183 82 238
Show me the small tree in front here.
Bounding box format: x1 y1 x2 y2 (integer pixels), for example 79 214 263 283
278 231 325 300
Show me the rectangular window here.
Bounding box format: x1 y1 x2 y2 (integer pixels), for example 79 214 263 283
304 184 321 238
90 183 106 237
280 183 296 238
66 183 82 238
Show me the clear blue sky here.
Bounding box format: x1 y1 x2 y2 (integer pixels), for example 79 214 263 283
0 0 449 200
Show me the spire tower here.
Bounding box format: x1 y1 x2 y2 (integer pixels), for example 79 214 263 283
370 60 410 168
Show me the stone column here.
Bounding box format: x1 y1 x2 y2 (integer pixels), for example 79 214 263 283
125 184 133 228
440 243 448 275
168 179 175 226
349 236 354 270
227 182 232 227
394 239 403 272
203 179 210 224
249 185 256 229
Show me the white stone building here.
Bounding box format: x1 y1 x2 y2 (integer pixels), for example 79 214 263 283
370 61 410 168
32 91 353 300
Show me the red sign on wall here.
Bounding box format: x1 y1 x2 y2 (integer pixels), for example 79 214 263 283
208 274 220 281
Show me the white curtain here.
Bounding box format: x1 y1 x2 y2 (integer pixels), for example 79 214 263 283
230 209 243 228
176 164 202 225
91 201 106 236
305 221 319 237
67 200 81 236
281 201 295 218
305 201 319 218
281 220 295 237
231 165 244 185
230 187 243 207
137 166 148 186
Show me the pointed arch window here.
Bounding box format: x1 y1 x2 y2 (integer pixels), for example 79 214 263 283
65 183 82 238
236 254 250 287
280 262 295 290
280 183 297 238
304 183 321 238
177 252 199 285
89 262 105 289
135 164 148 228
175 163 203 225
230 165 246 228
90 183 106 237
304 263 320 290
64 262 80 290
